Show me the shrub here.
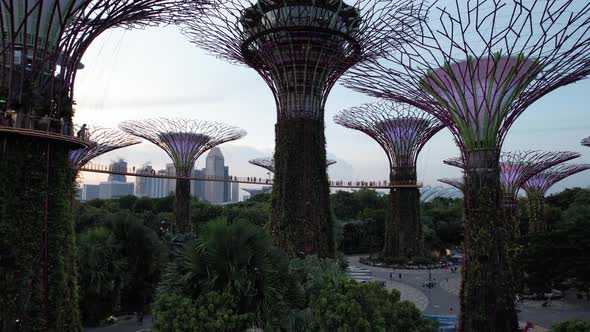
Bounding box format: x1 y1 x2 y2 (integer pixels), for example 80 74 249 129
551 320 590 332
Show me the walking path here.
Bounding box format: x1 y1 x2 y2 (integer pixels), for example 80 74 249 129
347 255 590 329
83 315 151 332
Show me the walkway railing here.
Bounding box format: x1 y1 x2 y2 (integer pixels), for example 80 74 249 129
0 111 89 146
79 163 423 189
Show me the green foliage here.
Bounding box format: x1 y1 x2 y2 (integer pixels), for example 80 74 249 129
550 320 590 332
155 219 302 330
152 291 253 332
78 227 129 326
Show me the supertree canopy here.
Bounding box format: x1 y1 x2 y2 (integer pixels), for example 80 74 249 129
249 157 336 174
334 101 444 259
341 1 590 329
120 118 246 233
179 0 422 257
581 137 590 147
524 164 590 233
69 127 141 171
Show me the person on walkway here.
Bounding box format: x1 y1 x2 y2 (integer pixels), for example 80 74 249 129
398 273 402 279
136 311 144 326
390 272 393 280
0 112 8 126
77 124 87 140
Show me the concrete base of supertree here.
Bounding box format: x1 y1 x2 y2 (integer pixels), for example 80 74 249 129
174 179 192 233
271 118 334 258
460 150 517 332
0 134 80 331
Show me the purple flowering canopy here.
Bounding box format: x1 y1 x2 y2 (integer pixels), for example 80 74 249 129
334 101 444 172
524 164 590 197
120 118 246 176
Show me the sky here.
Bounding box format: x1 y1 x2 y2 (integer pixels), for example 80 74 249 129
73 24 590 197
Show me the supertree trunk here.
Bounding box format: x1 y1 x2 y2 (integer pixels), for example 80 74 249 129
271 118 334 258
0 136 80 331
502 196 523 297
526 191 545 233
382 181 399 259
175 179 192 233
383 170 422 260
460 150 517 332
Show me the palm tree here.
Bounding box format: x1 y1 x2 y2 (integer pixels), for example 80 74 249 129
158 219 302 328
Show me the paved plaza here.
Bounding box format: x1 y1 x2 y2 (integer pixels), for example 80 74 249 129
347 255 590 329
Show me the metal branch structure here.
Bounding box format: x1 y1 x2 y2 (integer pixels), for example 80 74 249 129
581 137 590 148
69 127 140 171
249 156 336 174
120 118 246 232
335 101 444 259
524 164 590 233
179 0 423 257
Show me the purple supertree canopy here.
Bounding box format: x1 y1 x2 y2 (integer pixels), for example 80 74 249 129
342 0 590 155
581 137 590 147
524 164 590 197
119 118 246 176
69 127 141 169
250 156 336 173
499 151 580 199
179 0 424 120
445 151 581 198
438 178 464 192
334 101 444 171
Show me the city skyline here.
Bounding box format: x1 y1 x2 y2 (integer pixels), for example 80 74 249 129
73 26 590 196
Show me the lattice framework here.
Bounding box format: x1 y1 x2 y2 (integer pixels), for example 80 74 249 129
342 0 590 157
334 101 444 177
69 127 140 169
179 0 424 120
119 118 246 176
444 150 581 198
582 137 590 147
524 164 590 197
438 178 464 192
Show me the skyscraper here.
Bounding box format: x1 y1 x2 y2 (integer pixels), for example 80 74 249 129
231 182 239 202
166 163 176 195
108 159 128 182
191 168 206 201
223 166 231 202
135 165 155 197
205 147 225 203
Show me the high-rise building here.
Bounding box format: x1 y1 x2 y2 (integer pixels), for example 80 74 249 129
191 168 206 201
108 159 128 182
151 170 169 198
231 182 239 202
82 184 100 201
205 147 225 203
135 165 155 197
99 181 134 199
223 166 231 202
166 163 176 195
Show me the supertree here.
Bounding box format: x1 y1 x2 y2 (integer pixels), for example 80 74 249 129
69 127 141 172
249 157 336 174
445 151 580 231
334 101 444 259
120 118 246 233
581 137 590 148
524 164 590 233
341 0 590 329
0 1 206 330
179 0 423 257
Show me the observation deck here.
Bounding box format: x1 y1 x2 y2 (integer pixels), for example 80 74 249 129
78 163 423 189
0 112 89 148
